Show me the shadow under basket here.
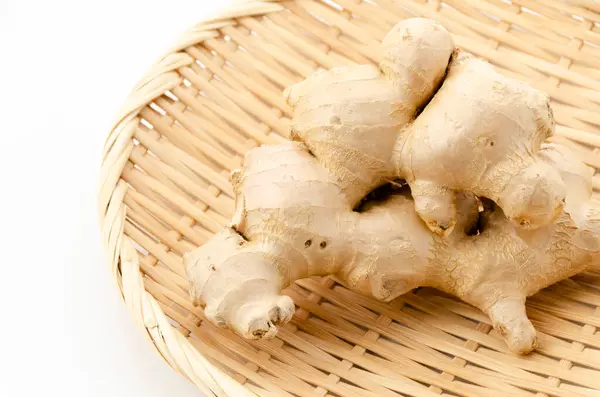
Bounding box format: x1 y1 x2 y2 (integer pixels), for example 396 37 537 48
99 1 600 396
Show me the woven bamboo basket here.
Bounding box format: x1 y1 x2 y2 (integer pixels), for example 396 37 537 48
99 1 600 396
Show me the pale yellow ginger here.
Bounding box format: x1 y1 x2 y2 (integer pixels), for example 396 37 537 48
285 18 565 235
185 141 600 355
184 18 596 355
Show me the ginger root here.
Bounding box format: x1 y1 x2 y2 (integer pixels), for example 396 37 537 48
184 18 597 354
285 18 565 235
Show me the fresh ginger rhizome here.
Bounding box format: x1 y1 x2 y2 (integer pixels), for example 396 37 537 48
185 18 600 355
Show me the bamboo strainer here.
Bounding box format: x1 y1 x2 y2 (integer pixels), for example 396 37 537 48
99 1 600 396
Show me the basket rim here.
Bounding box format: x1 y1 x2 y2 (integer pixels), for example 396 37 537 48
98 1 286 396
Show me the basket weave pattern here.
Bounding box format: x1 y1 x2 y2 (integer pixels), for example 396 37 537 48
100 1 600 396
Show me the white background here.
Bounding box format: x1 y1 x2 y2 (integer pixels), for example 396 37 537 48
0 1 234 395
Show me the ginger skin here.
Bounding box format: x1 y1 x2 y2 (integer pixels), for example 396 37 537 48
184 18 590 354
285 18 565 235
185 141 600 354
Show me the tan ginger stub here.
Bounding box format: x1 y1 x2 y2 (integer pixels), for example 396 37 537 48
184 18 600 355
